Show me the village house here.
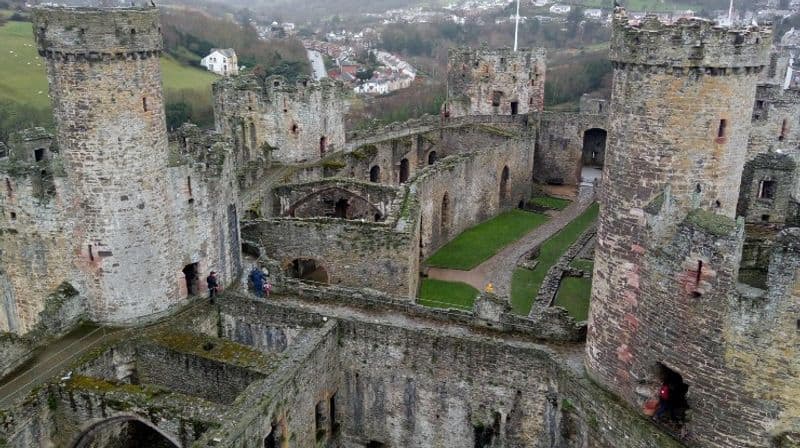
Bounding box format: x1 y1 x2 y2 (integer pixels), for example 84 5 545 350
201 48 239 76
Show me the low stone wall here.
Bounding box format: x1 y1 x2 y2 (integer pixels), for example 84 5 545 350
532 224 597 318
265 278 586 342
0 333 34 379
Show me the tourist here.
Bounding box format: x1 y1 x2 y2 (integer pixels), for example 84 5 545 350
207 271 219 303
249 267 265 297
654 381 673 421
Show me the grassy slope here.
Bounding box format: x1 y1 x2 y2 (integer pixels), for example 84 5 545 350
510 203 599 315
418 279 479 310
425 210 549 271
529 196 571 211
0 21 217 109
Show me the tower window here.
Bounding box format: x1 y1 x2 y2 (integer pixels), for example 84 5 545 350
130 28 136 35
758 179 776 200
491 91 502 107
10 212 16 221
717 119 727 140
34 148 45 162
142 97 148 112
5 178 11 197
779 118 788 141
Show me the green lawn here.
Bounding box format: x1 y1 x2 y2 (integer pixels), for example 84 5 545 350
510 203 599 315
417 279 479 310
529 196 571 210
570 259 594 272
425 210 549 271
554 277 592 321
0 20 217 109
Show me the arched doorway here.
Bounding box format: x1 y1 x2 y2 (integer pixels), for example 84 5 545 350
370 165 380 183
499 166 510 203
70 415 181 448
427 151 437 165
440 192 450 238
399 158 410 183
581 128 606 185
289 259 329 283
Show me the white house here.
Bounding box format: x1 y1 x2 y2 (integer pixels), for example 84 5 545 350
549 4 571 14
201 49 239 76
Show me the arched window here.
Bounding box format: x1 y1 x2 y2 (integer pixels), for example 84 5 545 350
500 166 510 202
369 165 380 183
399 158 410 183
427 151 437 165
440 192 450 237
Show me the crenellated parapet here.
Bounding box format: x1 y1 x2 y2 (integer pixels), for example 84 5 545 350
610 8 771 72
32 7 162 60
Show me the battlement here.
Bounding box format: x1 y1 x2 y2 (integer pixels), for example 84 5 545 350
215 73 344 99
610 8 772 69
448 46 546 70
31 6 162 59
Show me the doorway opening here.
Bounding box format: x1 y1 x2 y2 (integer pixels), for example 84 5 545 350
510 101 519 115
427 151 437 165
289 259 329 283
370 165 380 183
399 158 410 183
334 198 349 219
581 128 607 185
655 363 690 424
500 166 510 203
183 263 200 296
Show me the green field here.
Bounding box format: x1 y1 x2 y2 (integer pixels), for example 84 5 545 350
570 259 594 272
0 20 217 114
528 196 572 211
554 277 592 322
510 203 599 315
425 210 549 271
417 279 479 310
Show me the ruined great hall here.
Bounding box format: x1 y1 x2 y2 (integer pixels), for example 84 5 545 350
0 4 799 448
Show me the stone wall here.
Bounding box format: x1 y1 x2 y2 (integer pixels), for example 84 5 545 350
241 216 419 299
273 178 400 221
535 112 608 186
747 85 800 162
414 126 535 258
445 46 546 117
213 74 347 164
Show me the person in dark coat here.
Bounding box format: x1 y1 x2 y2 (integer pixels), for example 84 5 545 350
207 271 219 302
249 267 265 297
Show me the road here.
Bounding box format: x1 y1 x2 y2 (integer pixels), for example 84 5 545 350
307 50 327 81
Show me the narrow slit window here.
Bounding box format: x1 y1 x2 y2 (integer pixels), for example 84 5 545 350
717 119 727 139
142 97 148 112
5 178 11 197
88 244 94 261
780 118 788 141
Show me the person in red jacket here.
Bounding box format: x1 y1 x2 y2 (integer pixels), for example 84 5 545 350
654 382 673 421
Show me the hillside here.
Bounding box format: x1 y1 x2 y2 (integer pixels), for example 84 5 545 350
0 19 219 138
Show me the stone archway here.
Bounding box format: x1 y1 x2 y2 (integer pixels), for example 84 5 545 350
70 415 181 448
581 128 606 185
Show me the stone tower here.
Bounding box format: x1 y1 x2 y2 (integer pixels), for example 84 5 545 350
586 9 777 447
32 7 182 324
444 46 546 118
213 75 346 165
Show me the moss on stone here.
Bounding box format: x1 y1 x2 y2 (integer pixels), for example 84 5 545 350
477 125 518 139
349 144 378 160
685 209 737 236
644 193 665 215
321 159 346 170
66 375 167 399
148 330 277 373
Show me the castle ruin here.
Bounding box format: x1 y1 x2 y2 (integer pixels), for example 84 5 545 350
0 5 798 448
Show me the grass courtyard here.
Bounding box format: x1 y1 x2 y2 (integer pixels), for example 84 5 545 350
554 277 592 322
425 209 548 271
528 195 571 211
510 203 599 316
417 278 479 310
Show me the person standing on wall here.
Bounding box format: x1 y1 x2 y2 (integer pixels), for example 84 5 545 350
207 271 220 303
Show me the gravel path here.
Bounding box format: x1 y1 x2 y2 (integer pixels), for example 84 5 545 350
427 185 596 297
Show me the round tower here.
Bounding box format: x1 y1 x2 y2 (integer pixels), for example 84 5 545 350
586 8 771 441
32 7 181 324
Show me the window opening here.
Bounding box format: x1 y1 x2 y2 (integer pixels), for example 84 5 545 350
34 148 45 162
369 165 380 183
427 151 437 165
510 101 519 115
320 136 327 155
440 192 450 237
88 245 94 261
329 393 338 433
780 118 788 141
142 97 148 112
500 166 510 202
10 211 16 221
758 179 776 200
5 178 12 197
399 158 410 183
717 119 727 140
654 363 690 425
491 91 502 107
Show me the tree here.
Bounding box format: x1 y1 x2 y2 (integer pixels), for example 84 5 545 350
356 69 374 81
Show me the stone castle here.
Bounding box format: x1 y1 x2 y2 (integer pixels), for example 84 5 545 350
0 5 798 448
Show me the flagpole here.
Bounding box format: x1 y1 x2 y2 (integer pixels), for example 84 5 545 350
514 0 520 52
728 0 734 24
